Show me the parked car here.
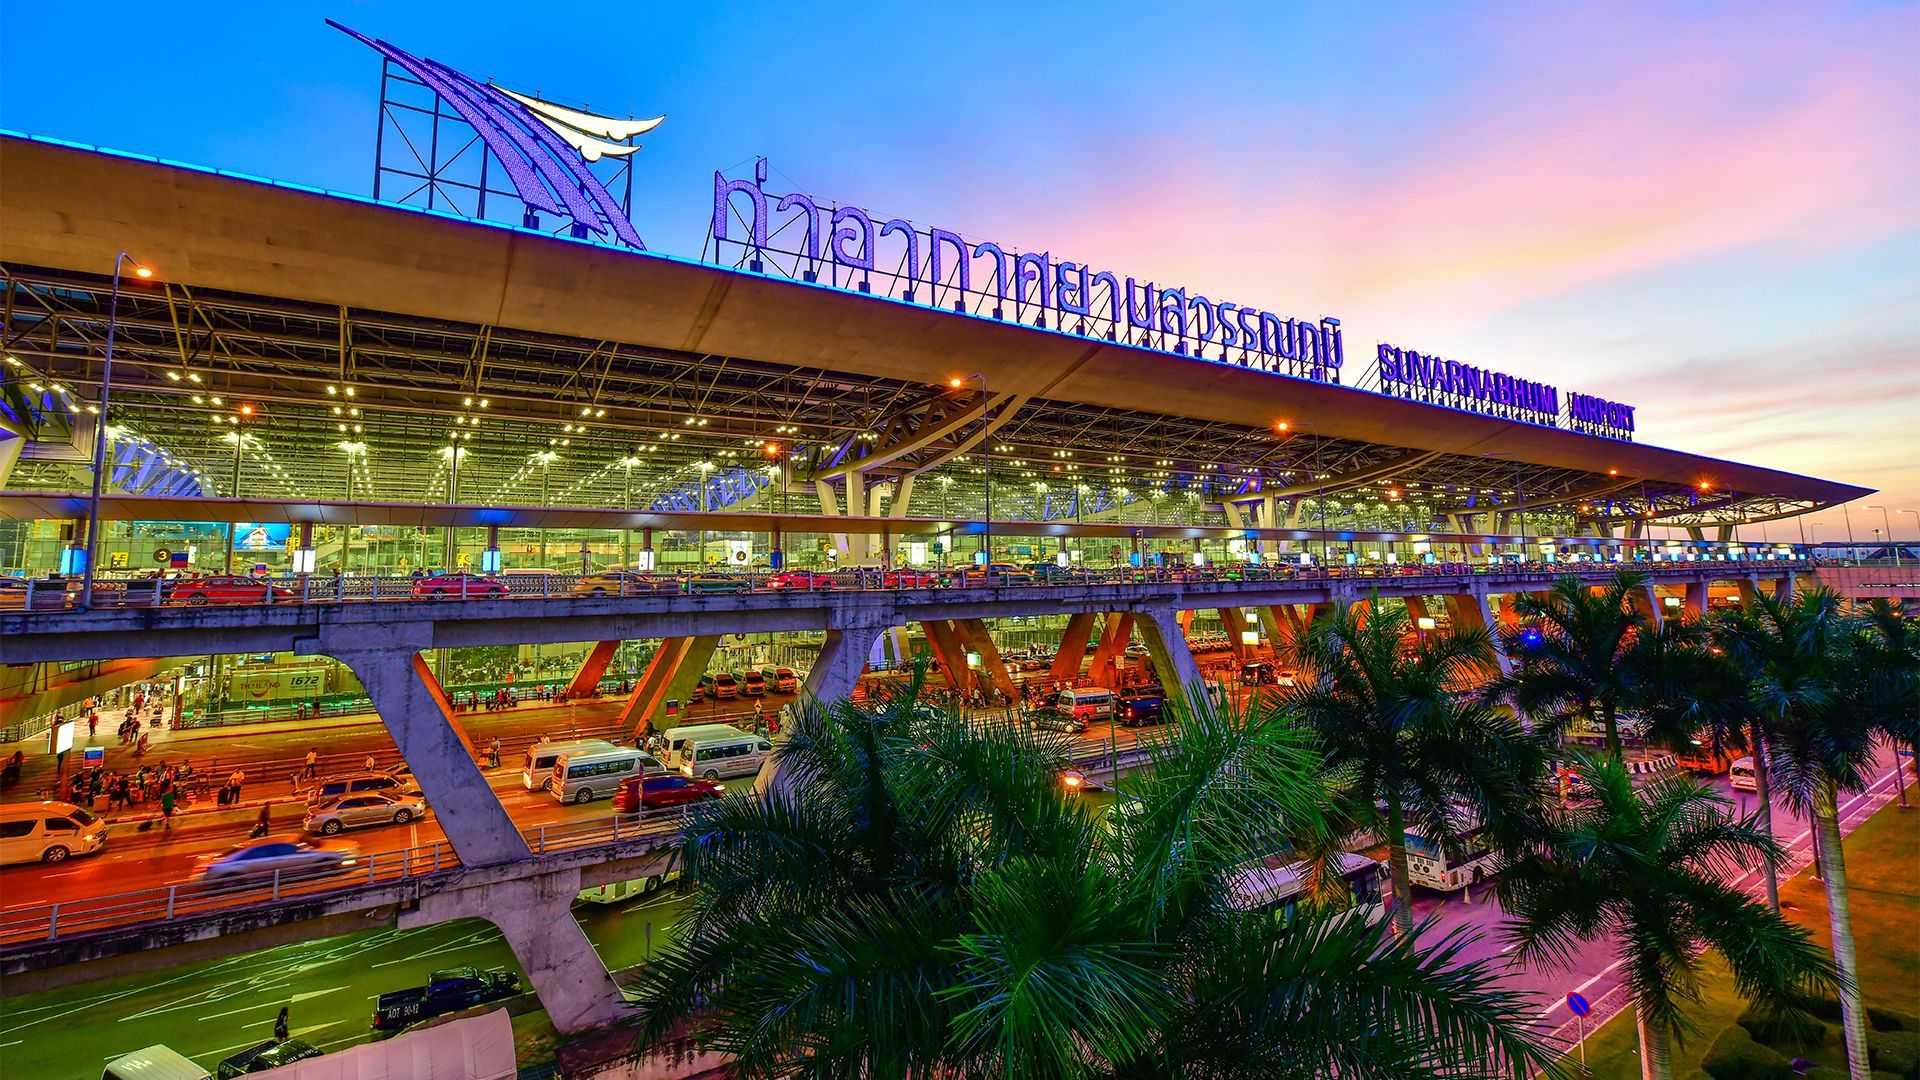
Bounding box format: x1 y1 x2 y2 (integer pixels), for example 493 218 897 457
371 966 521 1031
1025 706 1088 734
194 836 361 882
1116 691 1168 727
572 570 672 596
881 568 940 588
766 570 843 590
304 791 429 835
410 572 508 598
217 1038 322 1077
303 771 417 806
613 774 726 813
164 575 297 606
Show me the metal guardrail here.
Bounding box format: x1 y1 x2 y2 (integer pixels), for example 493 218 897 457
0 731 1158 947
0 805 707 945
2 560 1806 615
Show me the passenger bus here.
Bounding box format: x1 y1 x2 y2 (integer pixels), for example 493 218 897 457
1227 851 1390 926
1403 822 1500 893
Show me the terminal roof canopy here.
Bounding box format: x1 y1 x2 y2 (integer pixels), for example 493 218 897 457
0 135 1869 529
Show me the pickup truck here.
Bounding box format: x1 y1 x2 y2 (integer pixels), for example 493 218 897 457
371 966 521 1031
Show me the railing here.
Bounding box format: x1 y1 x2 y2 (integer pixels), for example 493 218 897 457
1 734 1157 947
3 560 1805 616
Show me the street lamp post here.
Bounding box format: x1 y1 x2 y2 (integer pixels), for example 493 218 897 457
223 406 254 574
1840 502 1858 565
1866 505 1896 566
1903 510 1920 564
80 252 152 609
950 374 990 567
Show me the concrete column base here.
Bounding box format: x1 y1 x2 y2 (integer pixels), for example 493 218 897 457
1442 590 1511 675
406 869 628 1035
1218 607 1254 660
1086 612 1135 688
921 620 974 694
333 648 530 865
567 640 620 697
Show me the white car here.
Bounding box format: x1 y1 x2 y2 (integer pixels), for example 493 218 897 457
194 835 361 882
304 792 429 835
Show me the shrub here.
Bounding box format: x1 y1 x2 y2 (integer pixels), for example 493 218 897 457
1737 1003 1827 1047
1870 1006 1920 1033
1701 1024 1796 1080
1802 1069 1847 1080
1867 1029 1920 1078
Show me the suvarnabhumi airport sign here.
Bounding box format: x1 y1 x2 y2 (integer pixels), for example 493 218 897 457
1376 343 1635 439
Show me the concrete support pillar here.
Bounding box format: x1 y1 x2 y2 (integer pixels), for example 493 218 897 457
885 625 912 666
1133 606 1205 714
1627 586 1663 631
846 471 869 561
1442 591 1511 675
801 620 887 705
1254 605 1307 658
922 620 975 693
567 640 620 698
332 648 529 865
621 636 720 736
1772 573 1795 601
1218 607 1255 659
0 430 23 490
1684 581 1708 620
1086 612 1135 688
1048 612 1098 684
953 618 1017 701
1403 595 1432 626
1176 609 1196 636
405 871 627 1034
814 478 850 557
1735 576 1763 607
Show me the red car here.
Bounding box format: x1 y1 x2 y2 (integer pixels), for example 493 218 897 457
766 570 843 590
613 775 726 813
164 575 297 606
410 573 509 598
882 569 939 588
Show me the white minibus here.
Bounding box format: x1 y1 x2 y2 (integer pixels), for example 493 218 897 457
523 738 618 790
0 800 110 865
661 724 751 769
550 746 665 804
1056 686 1112 720
680 732 774 780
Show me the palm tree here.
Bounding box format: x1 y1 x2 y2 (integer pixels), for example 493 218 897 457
1281 601 1547 937
1742 589 1885 1080
1487 570 1667 754
1850 599 1920 806
630 669 1564 1078
1497 755 1838 1080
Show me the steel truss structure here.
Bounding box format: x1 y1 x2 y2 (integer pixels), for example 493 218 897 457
0 264 1825 537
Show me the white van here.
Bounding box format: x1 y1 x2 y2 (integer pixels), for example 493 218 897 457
661 724 751 769
523 738 619 790
1228 851 1389 927
681 733 774 780
1729 756 1757 793
1 800 110 865
1057 686 1113 721
550 746 665 804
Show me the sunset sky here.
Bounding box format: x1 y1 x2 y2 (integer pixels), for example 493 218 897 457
4 2 1915 537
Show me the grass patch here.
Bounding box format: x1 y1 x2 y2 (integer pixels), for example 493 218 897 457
1569 799 1920 1077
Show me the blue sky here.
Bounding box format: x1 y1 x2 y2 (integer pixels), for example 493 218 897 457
4 1 1917 536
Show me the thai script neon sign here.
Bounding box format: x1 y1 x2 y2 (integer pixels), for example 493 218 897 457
1377 343 1634 439
709 158 1345 384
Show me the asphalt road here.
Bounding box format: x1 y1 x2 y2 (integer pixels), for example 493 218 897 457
0 889 690 1079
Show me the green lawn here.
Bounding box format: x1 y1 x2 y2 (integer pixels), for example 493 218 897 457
1569 799 1920 1078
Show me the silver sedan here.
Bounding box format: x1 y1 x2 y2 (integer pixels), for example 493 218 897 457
303 792 430 835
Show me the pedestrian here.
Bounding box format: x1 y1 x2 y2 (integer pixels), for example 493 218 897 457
303 748 318 780
255 801 272 839
159 787 176 830
274 1005 289 1042
228 768 245 803
87 712 99 739
487 738 501 769
135 731 150 757
364 754 377 772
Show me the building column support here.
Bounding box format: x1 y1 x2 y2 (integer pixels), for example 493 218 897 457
1684 580 1708 620
922 619 975 694
620 636 720 736
566 640 620 698
1086 611 1135 688
1048 612 1098 684
1133 606 1205 714
1442 590 1511 675
953 618 1017 701
329 645 529 865
1218 607 1255 659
